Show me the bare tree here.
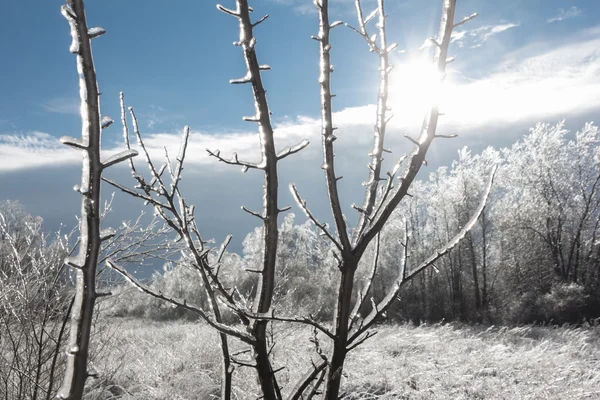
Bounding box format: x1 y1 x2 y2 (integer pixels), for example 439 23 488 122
57 1 137 398
99 0 494 399
305 1 486 397
0 202 71 400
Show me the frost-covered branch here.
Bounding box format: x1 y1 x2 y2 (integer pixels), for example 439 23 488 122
348 0 397 245
356 0 477 256
57 1 137 398
289 183 342 252
315 0 352 255
105 261 254 343
349 165 497 345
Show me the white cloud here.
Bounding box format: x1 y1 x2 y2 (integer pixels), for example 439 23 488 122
548 7 581 24
439 37 600 128
2 31 600 173
0 132 80 171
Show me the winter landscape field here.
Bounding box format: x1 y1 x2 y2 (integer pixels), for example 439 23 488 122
1 0 599 399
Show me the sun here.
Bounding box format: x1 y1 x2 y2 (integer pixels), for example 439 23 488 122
387 57 452 126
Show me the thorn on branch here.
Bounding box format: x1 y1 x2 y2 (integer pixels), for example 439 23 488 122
277 139 310 159
253 14 269 27
352 204 368 216
61 4 76 19
242 206 265 220
429 38 441 48
206 149 262 171
101 149 138 170
65 256 84 270
230 73 253 84
60 136 87 150
101 116 114 129
387 43 398 53
99 228 116 241
434 133 458 139
365 8 378 24
216 4 239 17
87 27 106 39
404 134 420 147
454 13 478 28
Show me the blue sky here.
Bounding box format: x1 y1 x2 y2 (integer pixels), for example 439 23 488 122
1 0 599 253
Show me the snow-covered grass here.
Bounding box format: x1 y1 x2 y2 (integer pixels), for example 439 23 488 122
86 319 600 399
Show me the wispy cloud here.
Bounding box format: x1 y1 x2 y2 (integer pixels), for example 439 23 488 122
441 22 519 49
0 132 80 171
548 6 581 24
140 104 185 130
41 97 80 115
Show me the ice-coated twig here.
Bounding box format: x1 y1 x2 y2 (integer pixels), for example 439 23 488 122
352 0 394 246
287 360 328 400
170 126 190 198
102 177 172 210
120 92 138 174
315 0 352 255
60 136 87 150
128 107 166 189
276 139 310 160
242 206 265 220
105 260 255 343
346 330 377 352
253 14 269 27
453 12 478 28
242 309 334 339
101 150 138 170
348 233 380 332
206 149 263 171
344 0 381 53
434 133 458 139
289 183 342 252
304 367 327 400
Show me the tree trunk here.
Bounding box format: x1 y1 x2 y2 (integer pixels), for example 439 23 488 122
467 233 482 311
322 262 357 399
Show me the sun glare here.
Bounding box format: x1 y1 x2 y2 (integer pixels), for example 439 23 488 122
388 58 452 126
